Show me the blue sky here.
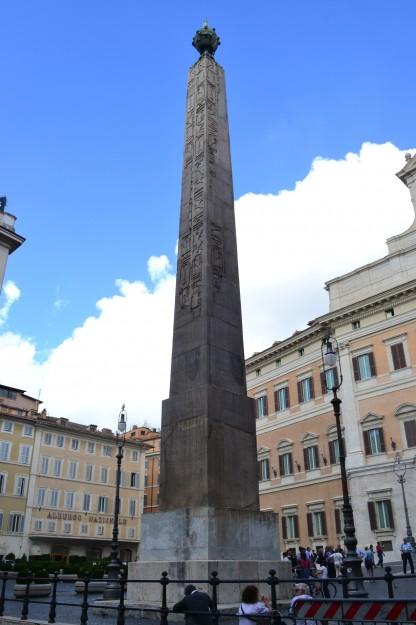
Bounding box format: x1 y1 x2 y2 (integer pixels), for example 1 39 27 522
1 1 416 425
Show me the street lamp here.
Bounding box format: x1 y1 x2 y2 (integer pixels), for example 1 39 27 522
103 404 127 600
393 453 415 549
321 327 367 597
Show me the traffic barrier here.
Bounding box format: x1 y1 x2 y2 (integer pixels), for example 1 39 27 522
293 598 416 622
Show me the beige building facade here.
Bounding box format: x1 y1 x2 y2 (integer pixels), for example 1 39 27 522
247 153 416 559
126 426 160 513
0 386 148 561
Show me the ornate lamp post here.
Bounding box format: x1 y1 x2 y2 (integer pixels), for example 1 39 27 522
103 405 127 600
393 453 415 549
321 328 367 597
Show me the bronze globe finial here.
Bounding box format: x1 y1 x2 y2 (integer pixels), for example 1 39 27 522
192 21 220 57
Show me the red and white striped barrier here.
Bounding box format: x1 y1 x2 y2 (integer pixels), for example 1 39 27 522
293 599 416 622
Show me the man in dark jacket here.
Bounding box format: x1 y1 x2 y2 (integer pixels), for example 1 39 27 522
173 584 213 625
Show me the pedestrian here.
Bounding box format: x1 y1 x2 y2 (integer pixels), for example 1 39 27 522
173 584 213 625
363 546 375 581
400 538 415 574
297 548 312 579
375 542 384 568
328 549 344 577
237 585 270 625
289 583 315 625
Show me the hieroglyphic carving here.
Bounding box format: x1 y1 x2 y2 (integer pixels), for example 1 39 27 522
179 55 220 311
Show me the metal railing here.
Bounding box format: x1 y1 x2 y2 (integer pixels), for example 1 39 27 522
0 566 415 625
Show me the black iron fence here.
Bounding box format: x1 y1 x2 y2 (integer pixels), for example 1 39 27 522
0 567 415 625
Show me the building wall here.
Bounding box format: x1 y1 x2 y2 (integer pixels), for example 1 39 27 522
126 426 160 513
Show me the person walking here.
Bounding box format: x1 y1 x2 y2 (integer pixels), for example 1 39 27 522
400 538 415 574
173 584 213 625
363 546 375 581
237 585 270 625
375 542 384 568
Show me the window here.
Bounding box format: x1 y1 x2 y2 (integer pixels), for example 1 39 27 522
83 494 91 512
120 470 125 487
363 428 385 455
320 368 339 394
37 488 46 507
0 513 3 530
385 308 394 319
102 445 113 457
258 458 270 481
2 421 14 433
329 438 345 464
144 475 148 487
40 456 49 475
0 388 17 399
298 348 304 357
68 461 77 479
71 438 80 451
65 492 74 510
0 473 5 494
63 522 72 534
143 494 148 507
352 320 360 330
352 353 376 381
96 525 104 536
80 524 89 535
33 520 42 532
334 508 343 534
304 445 319 471
274 387 290 412
279 452 293 476
390 343 407 370
368 500 394 530
131 472 139 488
0 441 11 461
282 515 299 540
8 513 24 533
85 464 93 482
255 368 261 377
131 450 138 462
43 432 52 445
297 377 315 403
307 511 327 537
98 496 109 513
53 458 62 477
56 435 64 448
15 477 26 496
128 527 135 538
256 396 268 418
18 445 31 465
49 489 59 508
100 467 108 484
404 420 416 448
129 499 137 517
87 442 95 454
276 358 281 367
23 424 33 437
47 521 56 532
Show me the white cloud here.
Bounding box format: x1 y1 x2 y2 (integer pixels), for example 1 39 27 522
0 280 21 326
0 142 414 428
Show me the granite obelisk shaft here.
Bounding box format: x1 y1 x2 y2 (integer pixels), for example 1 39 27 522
160 51 259 512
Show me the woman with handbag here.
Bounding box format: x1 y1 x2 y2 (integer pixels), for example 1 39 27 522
238 585 270 625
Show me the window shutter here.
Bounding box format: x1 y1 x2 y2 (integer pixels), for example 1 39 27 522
378 428 386 453
255 399 259 419
274 390 279 412
288 453 293 475
264 396 269 416
320 371 326 395
367 501 377 530
314 445 320 468
363 430 371 455
293 515 299 538
329 440 336 465
297 381 304 404
265 459 270 480
307 512 313 537
279 454 284 476
352 356 360 381
334 508 341 534
285 386 290 408
341 437 346 457
404 420 416 448
303 447 309 471
257 461 261 481
333 367 339 388
391 343 406 370
385 500 394 529
309 377 315 399
282 516 287 540
321 511 327 535
368 352 377 377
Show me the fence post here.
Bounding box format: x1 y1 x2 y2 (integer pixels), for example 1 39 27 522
160 571 169 625
117 572 126 625
0 571 7 617
48 571 59 623
383 566 395 599
209 571 220 625
267 569 281 625
80 575 90 625
21 571 33 621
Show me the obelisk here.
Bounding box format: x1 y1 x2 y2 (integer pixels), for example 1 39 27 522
129 24 286 604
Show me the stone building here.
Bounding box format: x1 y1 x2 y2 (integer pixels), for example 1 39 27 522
0 197 25 292
0 384 148 561
126 426 160 513
246 153 416 558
